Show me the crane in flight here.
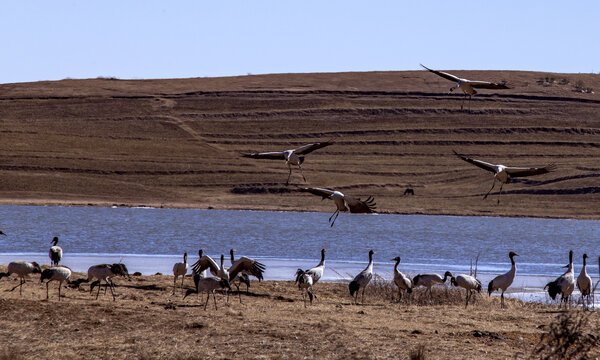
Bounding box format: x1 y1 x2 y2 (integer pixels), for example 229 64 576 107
242 141 333 185
421 64 509 110
299 187 376 226
453 150 556 202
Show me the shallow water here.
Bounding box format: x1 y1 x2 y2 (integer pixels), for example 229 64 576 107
0 205 598 303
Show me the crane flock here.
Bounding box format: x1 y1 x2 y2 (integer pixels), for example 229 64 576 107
0 64 595 314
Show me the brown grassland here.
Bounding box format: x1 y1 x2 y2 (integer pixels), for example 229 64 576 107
1 70 600 218
1 70 600 359
0 269 598 360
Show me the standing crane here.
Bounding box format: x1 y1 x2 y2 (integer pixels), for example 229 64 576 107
349 250 375 305
295 248 326 307
49 236 63 266
451 274 482 308
577 253 592 309
242 141 333 185
172 252 188 295
391 256 412 303
299 187 376 226
545 250 575 308
488 251 518 309
420 64 510 110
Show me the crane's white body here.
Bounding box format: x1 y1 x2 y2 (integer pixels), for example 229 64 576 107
172 253 188 295
87 264 127 301
295 249 326 307
577 254 592 308
413 271 453 299
488 252 518 309
453 151 556 202
184 277 231 310
300 187 376 226
2 261 42 295
49 237 63 266
391 257 412 302
243 141 333 184
41 266 72 301
452 274 482 307
349 250 374 304
545 251 575 308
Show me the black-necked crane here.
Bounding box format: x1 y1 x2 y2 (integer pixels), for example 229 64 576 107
451 274 482 308
230 249 264 294
40 266 72 301
420 64 510 110
577 253 592 309
49 236 63 266
0 230 6 236
391 256 412 302
412 271 453 300
183 277 232 310
0 261 42 295
172 252 188 295
488 251 518 309
295 248 326 307
453 150 556 203
192 251 265 303
85 263 130 301
545 250 575 308
242 141 333 185
299 187 376 226
349 250 375 305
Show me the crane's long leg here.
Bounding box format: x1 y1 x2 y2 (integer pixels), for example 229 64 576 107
172 275 177 295
297 164 307 182
181 275 185 295
109 280 116 301
501 291 505 309
204 292 210 310
483 178 496 199
286 165 293 185
497 182 504 204
213 290 218 310
46 281 50 300
96 280 102 299
329 211 340 227
58 280 62 301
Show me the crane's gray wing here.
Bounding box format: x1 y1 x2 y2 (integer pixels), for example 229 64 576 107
228 256 266 281
242 151 286 160
421 64 460 83
453 150 498 173
293 141 333 155
299 187 335 200
191 255 220 276
505 164 556 178
469 80 510 89
345 195 377 213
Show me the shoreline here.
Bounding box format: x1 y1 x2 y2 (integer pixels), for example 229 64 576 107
2 200 599 221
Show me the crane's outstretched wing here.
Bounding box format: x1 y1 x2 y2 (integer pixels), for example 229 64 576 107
505 164 556 178
453 150 498 173
345 195 377 213
229 256 265 281
191 255 220 276
470 81 510 89
299 187 335 200
421 64 460 83
242 151 286 160
293 141 333 155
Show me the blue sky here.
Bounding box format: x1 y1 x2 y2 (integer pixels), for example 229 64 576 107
1 1 598 83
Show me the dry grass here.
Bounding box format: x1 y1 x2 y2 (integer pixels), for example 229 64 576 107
1 269 599 359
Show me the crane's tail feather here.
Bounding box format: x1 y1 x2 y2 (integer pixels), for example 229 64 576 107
487 280 494 296
545 280 561 300
349 280 360 297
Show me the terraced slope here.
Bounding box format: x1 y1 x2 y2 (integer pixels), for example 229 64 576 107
1 70 599 218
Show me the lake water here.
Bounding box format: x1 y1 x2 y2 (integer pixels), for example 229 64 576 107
1 205 598 304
